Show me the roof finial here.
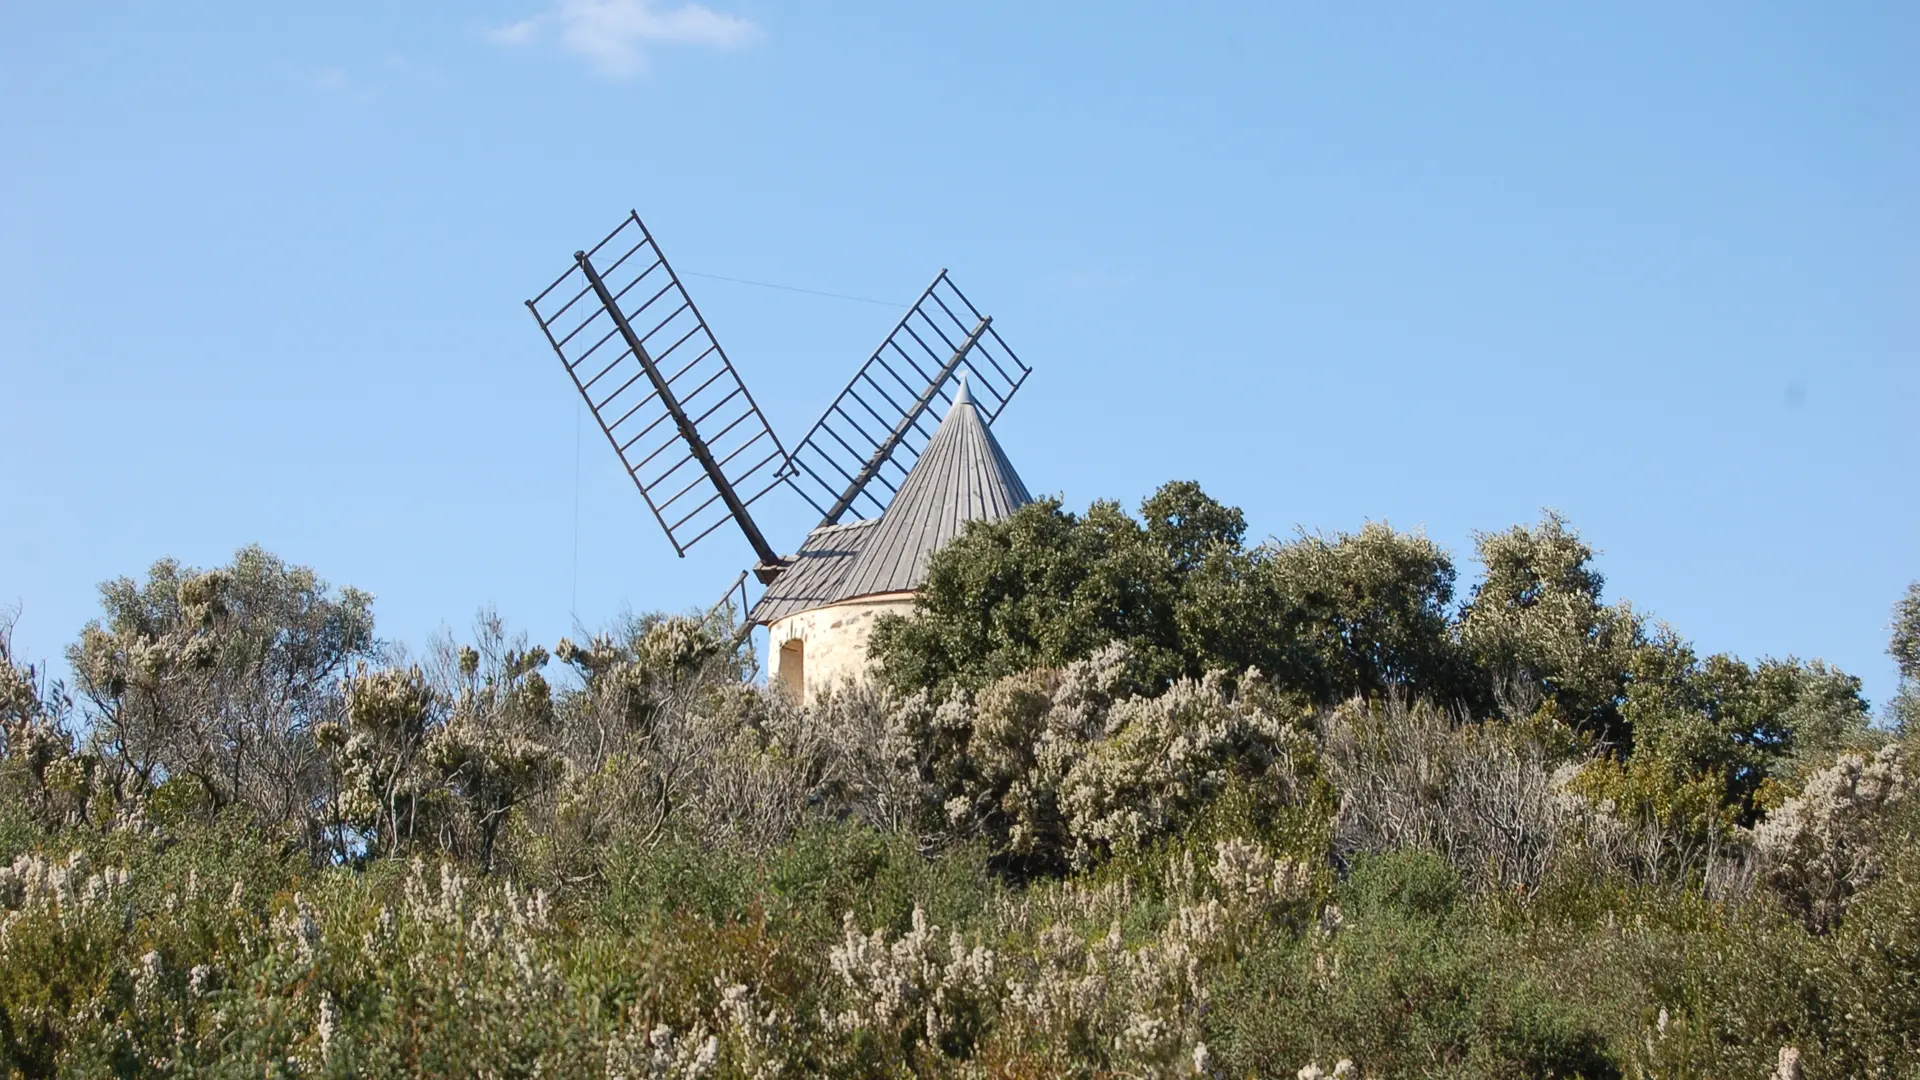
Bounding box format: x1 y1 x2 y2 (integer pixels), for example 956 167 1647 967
953 371 974 407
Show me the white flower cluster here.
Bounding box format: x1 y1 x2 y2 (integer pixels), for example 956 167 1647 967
1059 670 1306 865
1002 906 1221 1074
604 1017 719 1080
1210 837 1310 914
716 980 798 1080
596 978 801 1080
825 904 998 1048
820 837 1312 1075
1751 744 1909 926
314 991 340 1061
270 893 324 965
393 858 564 1010
401 859 471 927
910 642 1313 873
132 949 164 1005
0 851 128 925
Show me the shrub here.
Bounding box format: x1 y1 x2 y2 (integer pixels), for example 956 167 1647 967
1210 852 1619 1080
1751 743 1910 930
899 643 1324 877
1320 694 1583 891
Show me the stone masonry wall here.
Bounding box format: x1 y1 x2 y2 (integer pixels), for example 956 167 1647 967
769 593 916 703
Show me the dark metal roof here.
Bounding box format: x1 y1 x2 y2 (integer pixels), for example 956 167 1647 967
746 518 878 624
749 382 1030 624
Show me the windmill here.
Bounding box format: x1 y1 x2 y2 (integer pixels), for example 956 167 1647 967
525 211 1034 691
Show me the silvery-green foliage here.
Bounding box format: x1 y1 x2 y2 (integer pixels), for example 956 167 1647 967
898 643 1130 871
685 678 933 850
0 840 818 1075
315 665 438 858
804 682 924 836
991 837 1313 1072
604 1016 718 1080
900 643 1317 874
64 546 375 844
1751 743 1910 929
414 613 562 871
313 619 578 870
536 619 893 866
825 904 999 1062
0 850 136 1068
1 617 101 830
823 835 1314 1076
1057 668 1313 866
1892 582 1920 687
0 614 45 732
1890 582 1920 734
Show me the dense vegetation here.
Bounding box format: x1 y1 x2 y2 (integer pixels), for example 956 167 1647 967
3 484 1917 1078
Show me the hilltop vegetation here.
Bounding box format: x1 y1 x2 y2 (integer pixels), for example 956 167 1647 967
3 484 1917 1078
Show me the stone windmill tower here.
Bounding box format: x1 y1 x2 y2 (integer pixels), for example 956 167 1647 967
525 211 1034 699
749 378 1031 699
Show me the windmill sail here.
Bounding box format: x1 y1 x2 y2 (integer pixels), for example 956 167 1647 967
780 270 1031 527
526 212 788 574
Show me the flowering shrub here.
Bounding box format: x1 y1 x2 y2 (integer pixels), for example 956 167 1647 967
1058 670 1316 865
900 643 1323 875
820 835 1317 1077
1752 743 1910 929
826 905 998 1064
5 560 1920 1076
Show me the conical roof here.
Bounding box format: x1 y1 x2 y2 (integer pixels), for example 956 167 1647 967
838 380 1032 598
749 381 1031 624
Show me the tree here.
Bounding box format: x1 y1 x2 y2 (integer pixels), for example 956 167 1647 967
1890 581 1920 734
1258 524 1461 706
871 482 1465 708
1 612 97 830
1459 513 1642 739
1606 630 1871 827
422 614 559 872
67 546 375 844
869 495 1183 697
315 665 438 861
1142 479 1247 572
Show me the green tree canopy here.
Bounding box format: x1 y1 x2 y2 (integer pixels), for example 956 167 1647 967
869 481 1464 708
870 486 1877 829
1458 512 1642 738
1890 581 1920 733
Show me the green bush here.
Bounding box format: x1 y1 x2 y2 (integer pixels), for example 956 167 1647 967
1211 852 1618 1080
4 533 1918 1076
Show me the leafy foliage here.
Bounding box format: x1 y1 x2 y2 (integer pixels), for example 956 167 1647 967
2 511 1915 1077
876 486 1873 838
1890 581 1920 734
1458 512 1642 737
869 482 1465 708
897 643 1327 877
67 546 375 842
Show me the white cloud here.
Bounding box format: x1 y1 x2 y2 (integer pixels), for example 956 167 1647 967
488 0 760 78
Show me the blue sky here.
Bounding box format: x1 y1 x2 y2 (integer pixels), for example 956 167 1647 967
2 3 1914 710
